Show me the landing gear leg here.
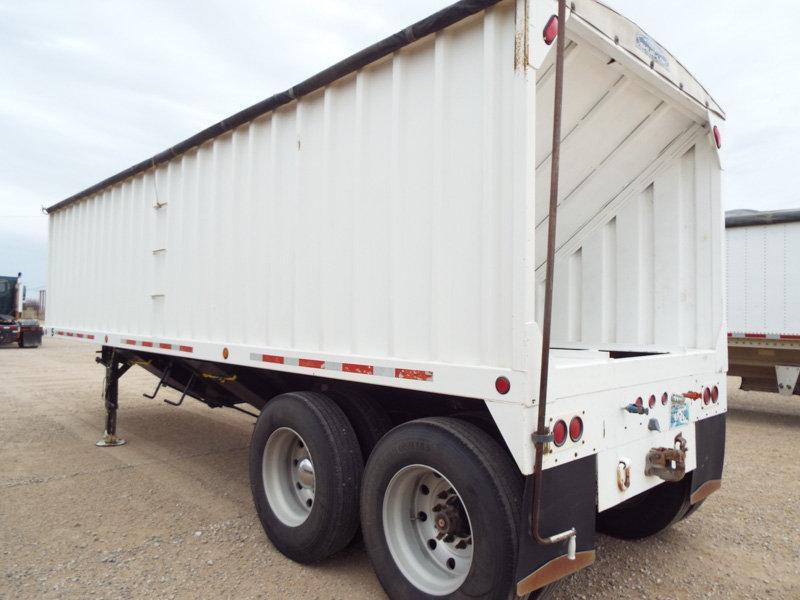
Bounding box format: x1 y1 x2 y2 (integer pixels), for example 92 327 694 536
96 347 130 447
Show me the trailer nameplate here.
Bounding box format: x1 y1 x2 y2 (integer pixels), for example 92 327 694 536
635 33 669 69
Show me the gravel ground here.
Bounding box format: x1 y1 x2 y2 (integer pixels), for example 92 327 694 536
1 338 798 599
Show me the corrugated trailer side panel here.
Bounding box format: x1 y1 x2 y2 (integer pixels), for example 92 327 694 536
48 4 521 370
727 221 800 335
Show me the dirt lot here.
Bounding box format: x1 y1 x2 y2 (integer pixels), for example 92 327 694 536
1 338 798 599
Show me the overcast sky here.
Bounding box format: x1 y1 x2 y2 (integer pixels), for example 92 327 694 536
2 0 798 291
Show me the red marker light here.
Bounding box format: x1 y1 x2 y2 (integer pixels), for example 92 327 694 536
661 392 669 405
569 417 583 442
495 376 511 395
553 420 568 447
543 15 559 45
635 396 644 408
703 387 711 405
648 394 656 409
711 386 719 403
713 125 722 149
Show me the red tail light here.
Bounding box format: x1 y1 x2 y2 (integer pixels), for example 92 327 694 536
543 15 559 45
569 417 583 442
635 396 644 409
703 387 711 405
648 394 656 409
711 386 719 403
661 392 669 405
553 420 568 447
495 376 510 395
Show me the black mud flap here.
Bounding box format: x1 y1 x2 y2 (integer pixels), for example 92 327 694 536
690 413 726 504
515 456 597 596
20 330 43 347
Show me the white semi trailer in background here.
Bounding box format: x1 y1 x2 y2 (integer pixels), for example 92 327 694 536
46 1 727 598
727 209 800 396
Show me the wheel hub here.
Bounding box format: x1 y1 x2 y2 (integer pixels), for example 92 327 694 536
433 501 469 538
296 457 315 487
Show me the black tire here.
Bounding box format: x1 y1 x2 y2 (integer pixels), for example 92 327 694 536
327 389 392 460
597 477 692 540
361 417 529 600
249 391 362 563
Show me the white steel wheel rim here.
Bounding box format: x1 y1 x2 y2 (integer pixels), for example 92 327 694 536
382 465 474 596
262 427 316 527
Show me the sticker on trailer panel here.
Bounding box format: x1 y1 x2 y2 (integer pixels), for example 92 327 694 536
670 402 690 430
635 34 669 69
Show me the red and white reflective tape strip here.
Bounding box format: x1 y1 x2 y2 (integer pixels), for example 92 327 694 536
1 325 19 331
50 330 433 382
728 331 800 340
56 330 94 340
124 338 193 353
250 353 434 382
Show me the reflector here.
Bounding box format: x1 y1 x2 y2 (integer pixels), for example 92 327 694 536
495 376 511 395
543 15 559 45
553 420 568 446
569 416 583 442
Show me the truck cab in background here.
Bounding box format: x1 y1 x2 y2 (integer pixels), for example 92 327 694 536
0 273 43 348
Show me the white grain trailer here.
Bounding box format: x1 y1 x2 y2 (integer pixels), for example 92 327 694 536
726 209 800 396
46 1 727 598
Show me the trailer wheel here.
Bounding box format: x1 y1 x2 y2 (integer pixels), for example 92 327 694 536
361 417 548 600
597 477 691 540
249 391 362 563
327 389 392 460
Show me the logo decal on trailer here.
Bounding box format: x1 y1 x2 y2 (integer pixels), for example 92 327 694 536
635 34 669 69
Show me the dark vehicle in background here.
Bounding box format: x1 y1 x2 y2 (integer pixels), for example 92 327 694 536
0 274 42 348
